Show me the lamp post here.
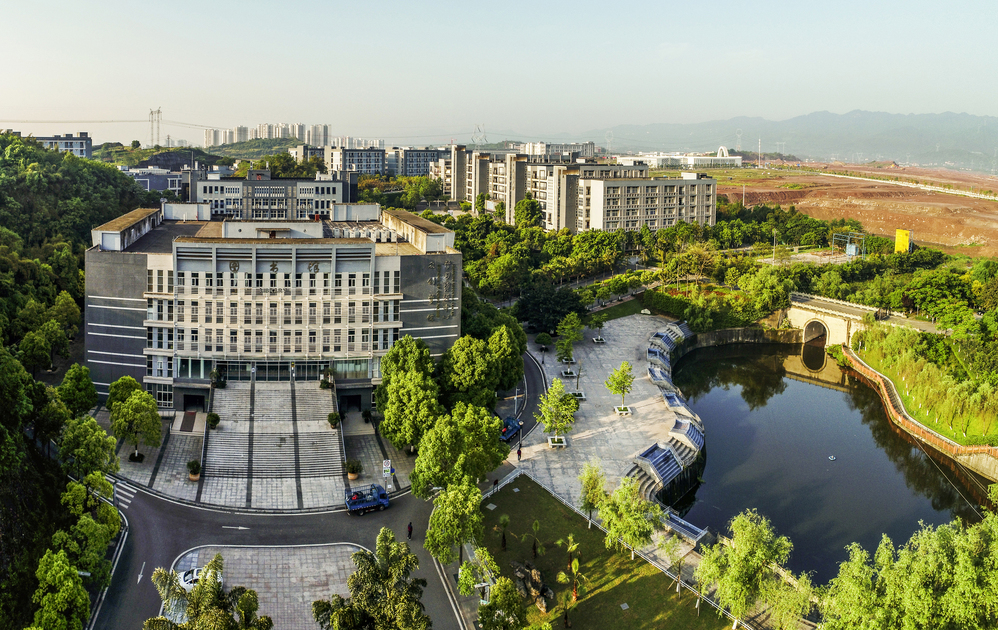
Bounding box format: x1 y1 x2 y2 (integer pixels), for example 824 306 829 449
518 419 524 449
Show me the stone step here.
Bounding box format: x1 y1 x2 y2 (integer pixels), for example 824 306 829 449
204 431 343 478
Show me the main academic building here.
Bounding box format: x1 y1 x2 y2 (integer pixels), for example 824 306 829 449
85 170 461 412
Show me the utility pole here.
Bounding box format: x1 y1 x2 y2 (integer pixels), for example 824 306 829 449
772 229 778 264
758 138 762 167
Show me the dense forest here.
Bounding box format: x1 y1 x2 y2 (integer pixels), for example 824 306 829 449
0 133 159 628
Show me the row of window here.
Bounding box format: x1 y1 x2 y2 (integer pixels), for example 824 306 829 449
172 299 400 325
168 327 400 354
176 271 401 295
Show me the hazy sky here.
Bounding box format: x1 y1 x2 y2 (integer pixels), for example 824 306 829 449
2 0 996 145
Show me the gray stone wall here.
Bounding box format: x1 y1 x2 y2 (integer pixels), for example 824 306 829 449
397 251 462 356
84 249 149 399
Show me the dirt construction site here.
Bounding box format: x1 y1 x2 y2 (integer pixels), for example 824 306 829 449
712 164 998 258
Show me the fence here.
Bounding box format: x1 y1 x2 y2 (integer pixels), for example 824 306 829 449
844 347 998 460
481 469 754 629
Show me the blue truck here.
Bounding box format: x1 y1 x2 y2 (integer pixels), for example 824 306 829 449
500 416 520 443
345 484 390 515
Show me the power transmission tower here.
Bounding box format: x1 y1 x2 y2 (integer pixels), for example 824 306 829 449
735 128 742 152
605 130 613 155
471 124 487 147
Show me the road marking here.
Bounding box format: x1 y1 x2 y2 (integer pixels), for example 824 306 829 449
222 525 250 530
137 562 145 584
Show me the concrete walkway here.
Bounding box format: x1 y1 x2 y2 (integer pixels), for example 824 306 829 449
175 543 363 630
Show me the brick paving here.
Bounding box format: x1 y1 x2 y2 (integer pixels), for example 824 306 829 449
176 544 362 630
152 434 202 502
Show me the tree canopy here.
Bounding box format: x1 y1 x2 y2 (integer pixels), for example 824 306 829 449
410 402 505 498
424 477 485 564
598 476 662 560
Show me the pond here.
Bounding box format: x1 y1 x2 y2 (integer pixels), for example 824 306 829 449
672 343 989 584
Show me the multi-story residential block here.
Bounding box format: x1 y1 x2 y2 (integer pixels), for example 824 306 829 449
385 147 447 177
3 131 92 157
325 147 386 176
234 126 250 143
179 168 359 219
118 166 183 195
583 172 716 232
86 204 461 411
516 141 597 158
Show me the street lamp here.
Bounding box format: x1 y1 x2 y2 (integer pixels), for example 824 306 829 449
518 419 524 449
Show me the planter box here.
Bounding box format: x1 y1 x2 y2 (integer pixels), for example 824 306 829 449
569 391 586 401
561 358 577 365
615 406 632 416
592 337 606 344
548 436 567 448
561 369 576 377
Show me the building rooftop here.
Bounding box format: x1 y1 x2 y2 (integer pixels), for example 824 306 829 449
174 237 375 246
381 209 450 234
93 207 161 233
128 221 206 253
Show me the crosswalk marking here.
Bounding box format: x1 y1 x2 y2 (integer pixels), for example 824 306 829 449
115 483 137 509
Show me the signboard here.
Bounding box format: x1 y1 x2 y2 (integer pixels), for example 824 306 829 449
383 459 391 478
895 229 912 253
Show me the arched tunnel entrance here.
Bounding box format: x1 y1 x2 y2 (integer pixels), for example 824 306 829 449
803 319 828 346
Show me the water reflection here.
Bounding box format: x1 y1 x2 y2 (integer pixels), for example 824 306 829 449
673 343 985 582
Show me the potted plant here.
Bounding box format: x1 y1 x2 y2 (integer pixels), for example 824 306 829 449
328 412 340 428
187 459 201 481
345 458 363 480
362 409 372 424
207 412 220 430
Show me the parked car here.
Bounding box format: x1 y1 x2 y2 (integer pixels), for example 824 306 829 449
500 416 520 443
179 567 222 592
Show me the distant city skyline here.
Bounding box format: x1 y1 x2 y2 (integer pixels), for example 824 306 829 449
3 0 996 146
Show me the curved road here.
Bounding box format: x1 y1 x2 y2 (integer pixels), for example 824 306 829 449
97 353 547 630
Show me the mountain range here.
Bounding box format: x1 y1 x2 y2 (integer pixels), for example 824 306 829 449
491 111 998 172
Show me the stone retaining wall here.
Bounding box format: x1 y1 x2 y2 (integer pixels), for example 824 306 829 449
843 347 998 483
672 327 802 365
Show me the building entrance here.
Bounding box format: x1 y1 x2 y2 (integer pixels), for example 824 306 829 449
215 360 330 382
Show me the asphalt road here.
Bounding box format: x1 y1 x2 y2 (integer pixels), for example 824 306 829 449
96 353 547 630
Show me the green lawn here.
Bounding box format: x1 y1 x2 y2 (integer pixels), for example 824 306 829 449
480 477 729 630
589 298 647 323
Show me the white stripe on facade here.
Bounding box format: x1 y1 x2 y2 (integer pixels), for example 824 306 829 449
89 323 147 331
89 359 146 368
89 350 145 358
88 304 147 313
400 307 459 313
417 333 460 340
89 296 147 303
399 325 459 332
89 332 145 340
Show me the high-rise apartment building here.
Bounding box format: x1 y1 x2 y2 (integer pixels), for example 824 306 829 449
385 147 448 177
582 173 716 232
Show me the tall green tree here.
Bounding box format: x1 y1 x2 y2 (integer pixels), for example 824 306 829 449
604 361 634 408
50 513 117 587
424 477 484 564
60 415 119 478
694 509 794 627
555 312 584 363
513 195 542 228
146 553 235 630
488 325 524 391
410 402 505 499
107 375 142 411
109 389 163 459
535 379 577 439
438 335 500 409
314 527 429 630
48 291 81 337
30 549 90 630
598 476 662 560
28 384 71 456
380 369 443 452
38 318 70 364
59 363 98 418
19 329 51 376
375 335 434 411
478 577 527 630
578 459 607 528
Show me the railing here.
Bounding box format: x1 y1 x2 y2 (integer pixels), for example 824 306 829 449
844 347 998 459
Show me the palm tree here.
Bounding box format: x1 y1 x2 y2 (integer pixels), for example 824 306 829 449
557 557 589 602
147 553 234 629
555 533 580 572
496 514 510 551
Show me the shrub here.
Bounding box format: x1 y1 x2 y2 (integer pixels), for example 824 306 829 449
214 379 227 389
328 412 340 427
319 379 331 389
536 332 553 346
187 459 201 475
206 412 220 429
345 458 363 474
362 409 372 423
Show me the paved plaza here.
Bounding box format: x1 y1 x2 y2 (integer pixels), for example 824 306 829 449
519 313 683 506
175 544 363 630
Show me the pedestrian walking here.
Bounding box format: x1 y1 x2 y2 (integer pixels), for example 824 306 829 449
517 447 522 462
493 479 499 492
407 522 412 540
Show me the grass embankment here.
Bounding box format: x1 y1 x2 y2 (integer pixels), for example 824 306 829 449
856 348 997 446
481 477 728 630
589 298 646 323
